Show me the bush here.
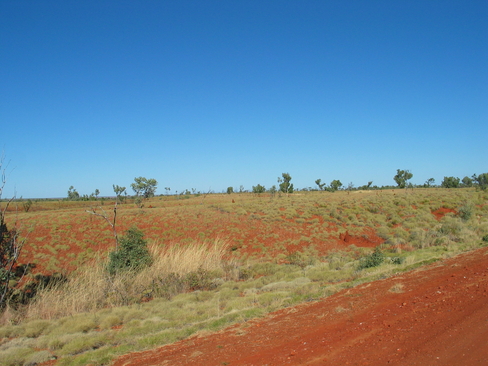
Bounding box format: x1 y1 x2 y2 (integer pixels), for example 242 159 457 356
441 176 460 188
185 267 216 291
22 199 33 212
285 251 310 269
458 202 474 221
252 184 266 194
107 227 152 275
390 256 405 265
357 247 384 270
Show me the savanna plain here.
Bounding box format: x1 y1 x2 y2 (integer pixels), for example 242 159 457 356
1 188 488 365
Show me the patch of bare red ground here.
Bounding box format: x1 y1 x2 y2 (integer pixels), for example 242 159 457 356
338 229 383 248
112 247 488 366
431 207 457 220
18 221 115 275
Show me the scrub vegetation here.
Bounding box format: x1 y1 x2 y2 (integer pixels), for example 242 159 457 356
1 177 488 365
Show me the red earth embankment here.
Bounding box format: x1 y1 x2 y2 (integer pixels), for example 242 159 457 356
113 247 488 366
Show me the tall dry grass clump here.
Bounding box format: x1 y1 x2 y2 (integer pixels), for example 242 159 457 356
150 237 232 275
26 264 110 320
26 238 237 321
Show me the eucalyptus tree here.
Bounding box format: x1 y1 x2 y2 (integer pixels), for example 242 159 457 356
278 173 294 194
252 184 266 194
441 176 460 188
131 177 158 198
393 169 413 189
315 179 326 190
330 180 343 192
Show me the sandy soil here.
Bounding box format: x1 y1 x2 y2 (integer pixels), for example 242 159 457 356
112 247 488 366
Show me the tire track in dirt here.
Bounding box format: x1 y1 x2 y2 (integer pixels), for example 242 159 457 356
112 247 488 366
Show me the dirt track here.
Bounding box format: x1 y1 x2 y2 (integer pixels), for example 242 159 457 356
113 247 488 366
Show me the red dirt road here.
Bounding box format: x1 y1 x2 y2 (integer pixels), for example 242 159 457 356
113 248 488 366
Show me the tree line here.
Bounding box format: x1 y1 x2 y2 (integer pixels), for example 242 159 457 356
247 170 488 195
64 170 488 202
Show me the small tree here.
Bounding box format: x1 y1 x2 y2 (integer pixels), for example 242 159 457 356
67 186 80 200
86 197 120 250
268 185 277 195
472 173 488 190
393 169 413 189
252 184 266 194
107 227 152 275
425 178 435 187
315 179 326 191
441 176 460 188
226 187 234 194
461 176 473 187
22 198 33 212
113 185 126 203
131 177 158 198
330 180 343 192
278 173 294 194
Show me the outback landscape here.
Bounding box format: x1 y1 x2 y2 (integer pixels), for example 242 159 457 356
1 180 488 365
3 2 487 365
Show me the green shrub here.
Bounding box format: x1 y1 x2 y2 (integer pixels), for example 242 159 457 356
438 217 463 238
107 227 152 275
458 202 474 221
357 247 384 270
389 256 405 265
285 251 309 269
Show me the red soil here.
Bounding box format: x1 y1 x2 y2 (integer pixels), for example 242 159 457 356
14 206 384 275
112 247 488 366
338 229 382 248
431 207 457 220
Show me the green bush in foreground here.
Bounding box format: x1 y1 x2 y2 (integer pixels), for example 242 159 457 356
107 227 152 275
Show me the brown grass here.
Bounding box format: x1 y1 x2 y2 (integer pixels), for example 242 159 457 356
150 238 234 275
25 238 237 321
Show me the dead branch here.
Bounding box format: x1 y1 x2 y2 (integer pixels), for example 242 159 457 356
86 200 119 249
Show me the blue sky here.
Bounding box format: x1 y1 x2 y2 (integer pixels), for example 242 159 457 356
1 1 487 198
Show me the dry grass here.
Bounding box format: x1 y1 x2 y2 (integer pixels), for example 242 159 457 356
335 305 349 313
150 238 234 275
389 283 405 293
25 238 237 321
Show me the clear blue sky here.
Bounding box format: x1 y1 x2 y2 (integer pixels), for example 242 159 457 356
1 1 487 198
